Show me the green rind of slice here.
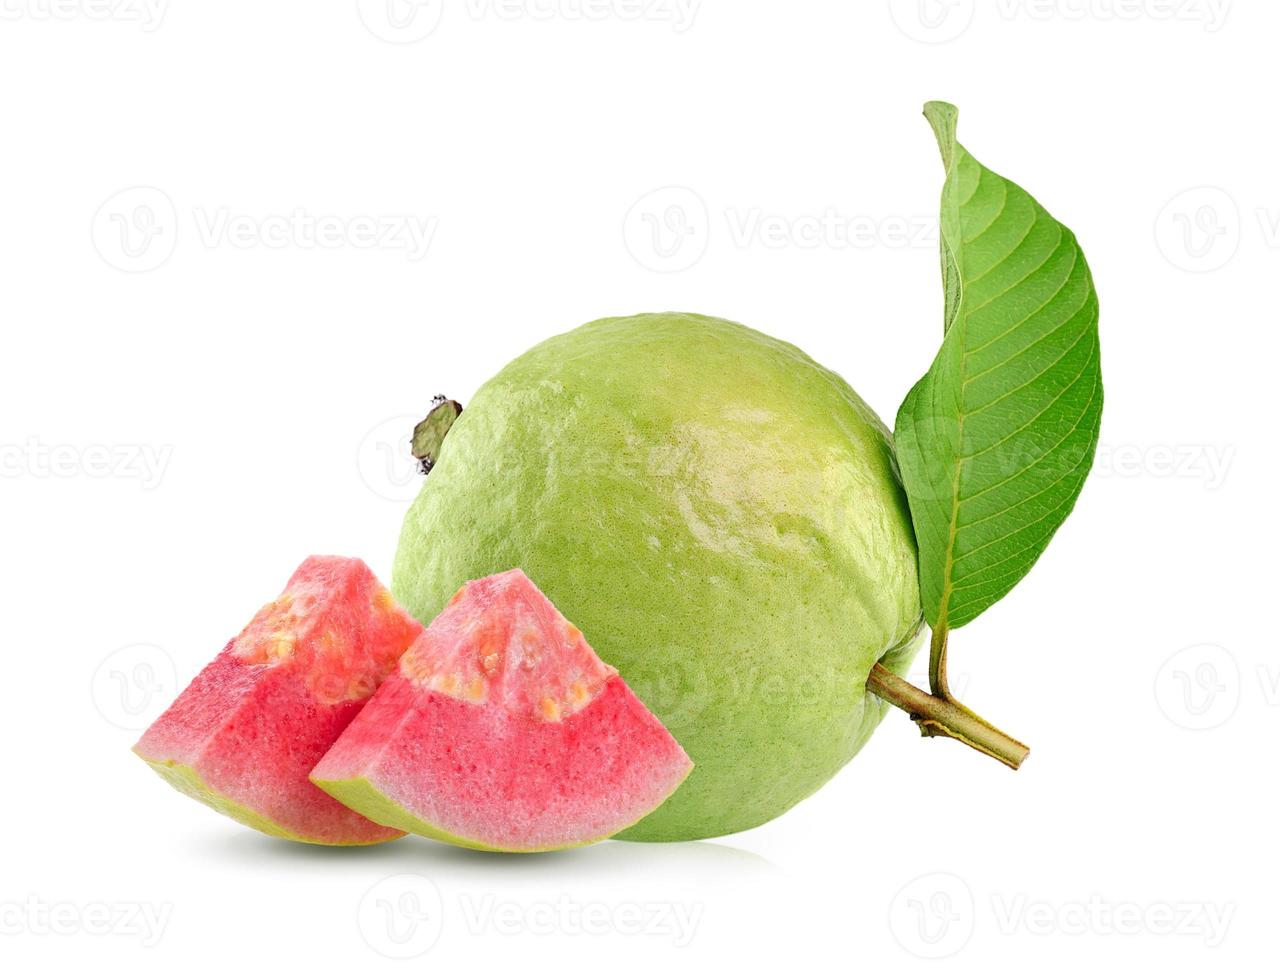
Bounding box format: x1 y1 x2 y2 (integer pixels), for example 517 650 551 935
311 773 675 853
135 750 400 847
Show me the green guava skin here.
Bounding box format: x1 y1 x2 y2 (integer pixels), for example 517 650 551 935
392 313 923 842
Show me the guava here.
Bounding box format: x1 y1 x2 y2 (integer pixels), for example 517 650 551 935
312 569 693 851
133 556 423 845
391 313 923 841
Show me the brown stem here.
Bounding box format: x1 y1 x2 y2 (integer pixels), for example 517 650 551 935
866 662 1030 770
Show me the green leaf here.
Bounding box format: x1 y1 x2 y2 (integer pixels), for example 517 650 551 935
894 102 1103 632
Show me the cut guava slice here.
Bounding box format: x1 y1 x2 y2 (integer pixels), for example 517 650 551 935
311 569 693 852
133 556 424 845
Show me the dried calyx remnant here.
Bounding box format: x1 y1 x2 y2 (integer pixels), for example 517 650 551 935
412 396 463 474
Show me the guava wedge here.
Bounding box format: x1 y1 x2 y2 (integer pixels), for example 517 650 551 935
311 569 693 852
133 556 424 845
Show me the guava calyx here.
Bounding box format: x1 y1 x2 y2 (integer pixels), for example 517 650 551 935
412 396 463 474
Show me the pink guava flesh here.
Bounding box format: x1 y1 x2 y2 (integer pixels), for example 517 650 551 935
312 569 693 851
133 556 424 845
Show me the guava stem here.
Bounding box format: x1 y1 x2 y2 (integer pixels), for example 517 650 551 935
866 663 1030 770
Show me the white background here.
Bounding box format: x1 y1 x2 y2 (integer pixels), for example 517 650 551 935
0 1 1269 976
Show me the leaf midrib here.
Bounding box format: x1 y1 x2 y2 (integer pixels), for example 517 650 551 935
933 156 988 632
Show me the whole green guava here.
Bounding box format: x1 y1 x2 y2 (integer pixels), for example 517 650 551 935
392 313 923 841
